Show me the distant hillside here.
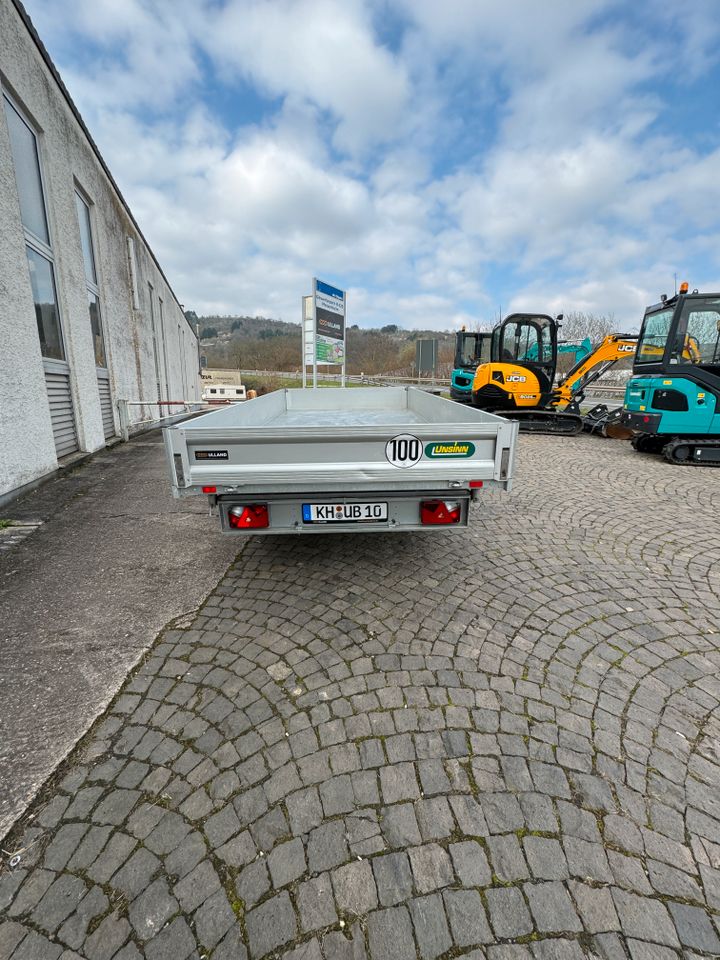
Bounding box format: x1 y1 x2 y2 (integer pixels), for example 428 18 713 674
197 315 300 340
192 314 456 376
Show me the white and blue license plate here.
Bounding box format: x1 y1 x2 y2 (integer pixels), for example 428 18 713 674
302 502 388 523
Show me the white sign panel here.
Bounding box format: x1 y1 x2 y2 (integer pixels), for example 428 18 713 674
303 295 314 363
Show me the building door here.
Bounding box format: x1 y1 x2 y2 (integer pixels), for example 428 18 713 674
4 94 79 457
27 240 79 456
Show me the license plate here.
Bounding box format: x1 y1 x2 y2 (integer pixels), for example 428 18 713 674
302 502 388 523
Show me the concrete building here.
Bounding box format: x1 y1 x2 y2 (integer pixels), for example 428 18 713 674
0 0 200 504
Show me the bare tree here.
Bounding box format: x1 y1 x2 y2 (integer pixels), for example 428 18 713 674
558 311 618 345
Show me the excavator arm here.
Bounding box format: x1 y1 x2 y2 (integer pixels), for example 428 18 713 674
553 335 637 407
553 333 702 408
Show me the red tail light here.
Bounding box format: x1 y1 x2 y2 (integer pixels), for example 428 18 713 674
202 486 217 494
420 500 461 525
228 504 269 529
469 480 484 489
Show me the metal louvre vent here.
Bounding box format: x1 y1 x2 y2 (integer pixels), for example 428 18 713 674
45 369 78 457
97 373 115 440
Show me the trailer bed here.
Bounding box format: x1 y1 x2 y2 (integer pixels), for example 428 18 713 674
164 387 518 534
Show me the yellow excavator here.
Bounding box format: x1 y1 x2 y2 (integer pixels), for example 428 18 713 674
470 313 639 435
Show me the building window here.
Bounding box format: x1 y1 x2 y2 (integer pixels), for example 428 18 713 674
178 325 188 398
3 96 49 245
148 282 163 401
26 247 65 360
75 191 106 367
87 291 105 367
159 297 170 396
75 191 97 284
126 237 140 309
3 94 66 362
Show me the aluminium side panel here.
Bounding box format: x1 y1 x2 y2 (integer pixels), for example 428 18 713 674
164 387 518 496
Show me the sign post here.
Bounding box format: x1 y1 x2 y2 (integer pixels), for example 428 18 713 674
313 278 346 388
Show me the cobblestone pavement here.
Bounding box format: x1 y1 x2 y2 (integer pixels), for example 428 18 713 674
2 435 720 960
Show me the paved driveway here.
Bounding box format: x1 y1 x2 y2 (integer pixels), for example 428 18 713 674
1 435 720 959
0 433 238 840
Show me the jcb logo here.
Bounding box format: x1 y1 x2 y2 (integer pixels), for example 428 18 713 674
618 344 636 353
507 374 527 383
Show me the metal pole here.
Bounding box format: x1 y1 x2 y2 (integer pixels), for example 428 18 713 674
301 296 307 389
312 277 318 389
341 290 346 388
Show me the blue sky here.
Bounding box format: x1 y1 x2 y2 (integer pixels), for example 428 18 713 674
23 0 720 329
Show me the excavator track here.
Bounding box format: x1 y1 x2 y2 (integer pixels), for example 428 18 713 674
495 410 583 436
662 438 720 466
631 434 667 454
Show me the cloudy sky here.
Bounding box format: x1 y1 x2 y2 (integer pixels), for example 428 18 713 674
23 0 720 329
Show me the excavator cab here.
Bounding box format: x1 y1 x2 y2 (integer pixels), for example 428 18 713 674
450 330 492 401
622 290 720 463
471 313 561 417
490 314 558 395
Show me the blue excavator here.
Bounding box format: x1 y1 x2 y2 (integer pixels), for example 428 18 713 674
450 330 493 401
621 284 720 465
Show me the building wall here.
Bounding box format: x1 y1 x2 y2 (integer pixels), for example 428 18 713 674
0 1 200 500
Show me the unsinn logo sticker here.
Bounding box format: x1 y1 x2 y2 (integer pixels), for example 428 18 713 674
424 441 476 458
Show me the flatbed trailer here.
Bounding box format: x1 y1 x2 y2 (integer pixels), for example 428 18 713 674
163 387 518 534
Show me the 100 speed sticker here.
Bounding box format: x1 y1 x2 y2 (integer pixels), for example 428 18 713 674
385 434 422 468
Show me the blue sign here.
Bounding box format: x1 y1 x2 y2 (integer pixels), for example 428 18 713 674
316 279 344 300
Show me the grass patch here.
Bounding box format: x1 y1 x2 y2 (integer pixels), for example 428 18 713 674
0 519 14 529
244 374 375 393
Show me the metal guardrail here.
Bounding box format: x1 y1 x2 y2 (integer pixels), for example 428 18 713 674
235 368 627 392
117 399 207 441
239 374 620 395
583 385 626 398
234 369 452 386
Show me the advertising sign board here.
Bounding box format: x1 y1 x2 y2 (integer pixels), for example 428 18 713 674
302 278 346 387
314 279 345 365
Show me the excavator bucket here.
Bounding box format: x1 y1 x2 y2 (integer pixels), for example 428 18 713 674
582 404 633 439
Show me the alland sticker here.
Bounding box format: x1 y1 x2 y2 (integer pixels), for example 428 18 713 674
194 450 229 460
424 440 476 458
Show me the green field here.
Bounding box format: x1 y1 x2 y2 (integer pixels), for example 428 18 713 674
244 375 373 392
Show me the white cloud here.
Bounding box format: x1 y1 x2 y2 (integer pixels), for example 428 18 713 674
27 0 205 111
17 0 720 330
350 287 476 330
201 0 410 154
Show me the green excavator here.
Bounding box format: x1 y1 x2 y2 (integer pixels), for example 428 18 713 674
621 284 720 465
